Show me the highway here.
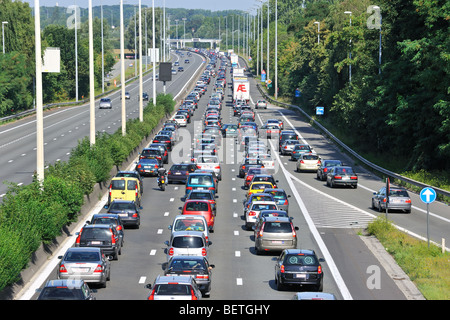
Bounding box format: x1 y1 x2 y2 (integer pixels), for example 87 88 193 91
14 50 449 301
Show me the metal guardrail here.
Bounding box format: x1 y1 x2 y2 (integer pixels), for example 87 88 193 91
254 83 450 199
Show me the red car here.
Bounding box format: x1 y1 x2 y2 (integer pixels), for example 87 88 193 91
182 200 215 232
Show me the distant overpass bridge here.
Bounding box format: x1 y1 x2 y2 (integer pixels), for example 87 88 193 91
167 38 222 49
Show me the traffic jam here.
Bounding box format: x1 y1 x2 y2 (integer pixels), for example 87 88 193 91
35 48 370 300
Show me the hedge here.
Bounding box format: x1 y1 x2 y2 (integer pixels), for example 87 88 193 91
0 94 175 291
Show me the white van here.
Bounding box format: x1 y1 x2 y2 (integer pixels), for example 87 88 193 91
168 215 210 243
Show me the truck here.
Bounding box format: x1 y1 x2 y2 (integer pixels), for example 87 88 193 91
230 53 239 68
233 79 250 103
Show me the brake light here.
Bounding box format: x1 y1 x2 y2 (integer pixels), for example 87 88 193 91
168 171 172 175
248 211 257 216
318 265 322 274
334 175 342 179
280 264 285 273
291 224 297 237
186 186 193 190
148 289 156 300
94 264 104 273
202 248 207 256
169 248 174 256
215 166 220 169
300 160 304 164
116 225 122 231
76 228 83 244
191 288 198 300
59 264 67 273
350 176 357 180
137 164 142 169
111 230 116 244
196 274 209 280
135 185 138 197
383 198 387 203
208 187 215 191
405 199 411 203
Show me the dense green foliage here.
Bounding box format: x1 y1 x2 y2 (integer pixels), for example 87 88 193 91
0 93 174 292
250 0 449 172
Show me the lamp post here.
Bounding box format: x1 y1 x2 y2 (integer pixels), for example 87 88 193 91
274 0 278 99
373 6 382 74
344 11 352 83
2 21 8 54
152 0 156 105
182 18 187 48
314 21 320 44
34 0 44 184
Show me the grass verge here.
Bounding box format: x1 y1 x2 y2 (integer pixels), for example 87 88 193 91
367 217 450 300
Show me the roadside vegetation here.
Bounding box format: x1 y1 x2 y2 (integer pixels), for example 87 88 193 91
367 218 450 300
0 94 175 292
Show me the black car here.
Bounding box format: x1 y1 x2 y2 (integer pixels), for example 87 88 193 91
274 249 324 291
167 163 197 184
279 130 298 149
143 92 149 101
139 147 165 166
37 279 96 300
75 224 121 260
163 256 215 297
148 143 169 164
136 158 160 177
239 158 264 178
89 213 125 245
316 160 342 181
152 135 172 151
106 200 141 228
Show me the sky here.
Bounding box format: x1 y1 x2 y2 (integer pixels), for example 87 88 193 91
21 0 259 13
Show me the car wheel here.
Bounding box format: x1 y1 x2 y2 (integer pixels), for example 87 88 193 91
275 276 285 291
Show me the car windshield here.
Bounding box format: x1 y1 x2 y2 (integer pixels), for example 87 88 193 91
153 284 191 296
172 236 204 248
185 201 209 212
65 251 100 262
169 259 207 271
173 219 205 232
325 160 341 166
263 222 292 233
284 254 319 266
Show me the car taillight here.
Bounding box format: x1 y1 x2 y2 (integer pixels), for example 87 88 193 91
137 164 142 169
284 146 288 149
59 264 67 273
94 264 104 273
291 224 297 237
383 198 387 203
186 186 193 190
334 175 342 179
405 199 411 203
280 264 285 273
215 166 220 169
111 231 116 244
350 176 357 180
300 160 304 164
196 274 209 280
318 265 322 274
191 288 198 300
317 160 321 165
116 225 122 231
323 168 328 173
283 199 289 205
202 248 207 256
76 228 83 244
148 289 156 300
248 211 257 216
169 248 174 256
208 187 215 191
168 171 172 175
135 185 138 197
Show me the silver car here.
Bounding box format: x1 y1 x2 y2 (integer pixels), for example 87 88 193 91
256 100 268 109
99 98 112 109
254 216 299 254
165 231 211 261
146 275 202 300
245 201 278 230
371 186 412 213
57 247 111 288
281 139 301 155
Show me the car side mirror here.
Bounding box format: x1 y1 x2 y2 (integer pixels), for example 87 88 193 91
294 226 299 231
145 284 152 289
319 258 325 262
288 195 291 198
168 225 172 230
164 241 169 246
208 241 212 246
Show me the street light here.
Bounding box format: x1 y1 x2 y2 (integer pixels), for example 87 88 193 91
314 21 320 44
182 18 187 48
2 21 8 54
373 6 382 74
344 11 352 83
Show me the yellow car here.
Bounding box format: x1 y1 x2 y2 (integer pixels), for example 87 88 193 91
247 181 275 197
107 177 142 207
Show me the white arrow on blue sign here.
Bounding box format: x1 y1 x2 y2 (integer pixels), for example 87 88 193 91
420 187 436 204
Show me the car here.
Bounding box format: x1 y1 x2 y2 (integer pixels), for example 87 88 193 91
184 59 190 64
254 216 299 254
260 124 281 139
99 98 112 109
88 213 125 245
152 134 172 151
296 153 322 172
245 201 278 230
280 139 301 155
174 61 180 66
249 174 279 189
186 189 217 214
291 144 314 161
167 163 197 184
263 188 291 213
171 69 177 75
266 118 284 130
371 186 412 213
253 210 290 239
121 91 130 99
164 231 211 261
168 215 210 243
57 247 111 288
148 143 170 164
178 66 184 72
75 224 122 260
107 176 141 207
106 200 141 228
247 181 275 196
239 158 264 178
115 170 144 195
173 114 187 127
221 124 239 137
326 166 358 188
274 249 324 291
185 172 217 196
181 200 215 232
291 292 337 300
195 155 221 180
139 147 166 165
135 158 160 177
142 92 149 101
255 100 268 109
243 193 275 212
146 275 202 300
163 256 215 297
37 279 96 300
279 130 298 149
316 159 342 181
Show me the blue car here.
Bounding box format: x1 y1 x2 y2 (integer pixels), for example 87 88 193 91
136 158 160 177
185 173 217 197
243 192 275 213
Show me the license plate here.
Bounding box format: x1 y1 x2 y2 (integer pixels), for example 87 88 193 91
75 267 90 273
118 213 128 217
271 240 284 244
295 274 306 279
175 172 181 175
90 241 102 245
197 187 204 190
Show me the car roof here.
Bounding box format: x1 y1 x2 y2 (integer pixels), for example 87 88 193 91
154 275 195 285
252 201 277 205
171 230 205 237
283 249 316 255
92 213 120 219
65 247 101 253
263 216 292 222
173 214 208 221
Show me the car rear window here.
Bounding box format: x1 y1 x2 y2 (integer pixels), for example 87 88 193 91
172 236 204 248
251 203 277 211
174 219 205 232
39 287 85 300
172 164 192 171
189 192 212 200
267 191 287 199
335 167 355 175
80 228 111 240
65 251 100 262
263 222 292 233
302 154 319 160
284 254 319 266
389 189 409 197
185 201 210 212
109 202 135 211
154 284 191 296
169 259 207 270
111 180 125 190
188 176 213 186
92 217 118 225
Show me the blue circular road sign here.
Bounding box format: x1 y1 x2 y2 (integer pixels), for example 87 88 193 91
420 187 436 204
